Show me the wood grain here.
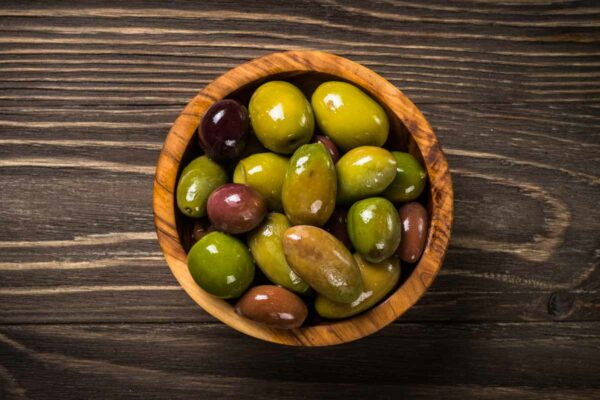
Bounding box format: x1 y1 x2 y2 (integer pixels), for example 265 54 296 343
0 0 599 397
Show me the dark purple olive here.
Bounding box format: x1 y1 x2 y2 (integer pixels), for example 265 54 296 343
192 219 215 243
324 207 353 250
207 183 267 234
397 202 429 263
199 99 249 161
312 135 340 163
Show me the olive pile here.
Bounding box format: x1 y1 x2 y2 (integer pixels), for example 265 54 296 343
176 80 429 329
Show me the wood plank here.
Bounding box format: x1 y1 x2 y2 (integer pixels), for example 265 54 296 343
0 0 598 106
0 323 599 399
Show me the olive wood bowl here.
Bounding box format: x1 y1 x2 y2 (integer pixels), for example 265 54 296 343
153 50 453 346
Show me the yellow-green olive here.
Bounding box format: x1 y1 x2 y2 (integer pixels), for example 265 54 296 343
282 225 363 303
176 156 228 218
281 143 336 226
187 232 255 299
311 81 389 152
336 146 397 204
247 213 309 294
233 152 289 212
383 151 427 202
249 81 314 154
347 197 401 263
315 254 401 319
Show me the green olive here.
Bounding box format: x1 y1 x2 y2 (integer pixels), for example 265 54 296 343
187 231 255 299
282 143 336 226
315 254 401 319
336 146 397 204
247 213 309 294
282 225 363 303
176 156 228 218
382 151 427 202
347 197 401 263
311 81 389 152
249 81 314 154
233 152 289 212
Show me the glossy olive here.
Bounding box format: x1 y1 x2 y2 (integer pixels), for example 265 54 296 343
282 225 363 303
233 152 289 212
207 183 267 234
315 254 401 319
247 213 309 293
281 143 337 226
347 197 401 263
199 99 249 161
397 202 429 263
312 135 340 164
311 81 389 152
187 232 255 299
249 81 314 154
235 285 308 329
324 208 352 250
383 151 427 202
176 156 228 218
336 146 397 204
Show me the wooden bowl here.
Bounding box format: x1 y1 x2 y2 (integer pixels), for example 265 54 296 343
153 50 453 346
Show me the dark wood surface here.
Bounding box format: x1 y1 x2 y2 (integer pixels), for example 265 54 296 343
0 0 598 398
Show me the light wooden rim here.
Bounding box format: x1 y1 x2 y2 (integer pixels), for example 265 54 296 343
153 50 453 346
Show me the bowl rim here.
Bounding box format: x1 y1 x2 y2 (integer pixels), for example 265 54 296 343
153 50 453 346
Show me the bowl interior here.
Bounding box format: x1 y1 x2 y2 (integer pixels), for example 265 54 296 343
175 71 431 324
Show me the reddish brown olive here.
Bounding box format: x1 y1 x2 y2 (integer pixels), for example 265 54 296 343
312 135 340 163
324 207 353 250
397 202 429 263
235 285 308 329
207 183 267 234
192 219 215 243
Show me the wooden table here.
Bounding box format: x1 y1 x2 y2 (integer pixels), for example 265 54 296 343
1 1 598 398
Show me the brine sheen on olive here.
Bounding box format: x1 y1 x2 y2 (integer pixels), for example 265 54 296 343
312 81 389 152
347 197 401 263
235 285 308 329
312 135 340 164
249 81 314 154
383 151 427 202
233 153 288 212
282 225 363 303
397 202 429 263
282 143 337 226
247 213 309 294
187 232 254 299
207 183 267 234
176 156 228 218
336 146 397 204
199 99 249 161
315 254 401 319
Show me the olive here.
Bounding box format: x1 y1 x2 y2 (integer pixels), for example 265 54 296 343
176 156 228 218
397 202 429 263
199 99 249 161
187 231 255 299
249 81 314 154
235 285 308 329
207 183 267 234
233 152 289 212
311 81 389 152
247 213 309 294
192 219 215 243
336 146 397 204
383 151 427 202
315 254 401 319
281 143 337 226
347 197 401 263
324 208 352 250
312 135 340 164
282 225 363 303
